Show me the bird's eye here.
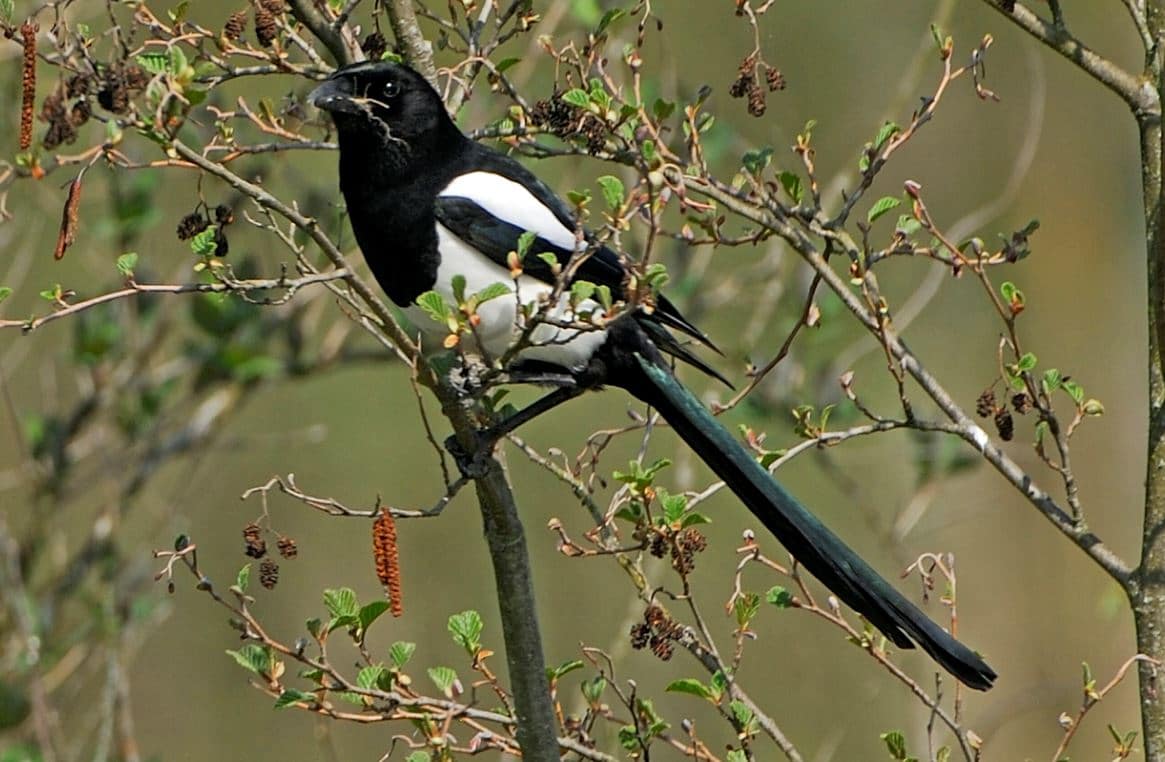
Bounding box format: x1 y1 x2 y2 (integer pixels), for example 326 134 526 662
383 80 400 98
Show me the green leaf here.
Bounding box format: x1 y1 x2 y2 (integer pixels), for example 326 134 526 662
566 189 592 207
546 659 584 681
389 641 416 669
414 291 451 324
729 700 755 732
766 585 794 608
652 98 675 121
881 730 909 760
235 564 251 594
1000 281 1018 302
561 89 590 108
741 147 774 175
273 689 315 709
358 601 390 633
448 610 484 654
0 287 12 305
495 56 521 73
190 226 219 256
516 230 538 258
1017 352 1037 372
570 280 596 304
357 664 389 690
226 644 272 677
659 489 687 524
427 666 458 697
895 215 922 236
596 175 624 209
451 274 467 304
474 282 511 304
726 752 747 762
665 678 712 699
680 511 710 528
115 252 139 277
581 675 607 704
323 587 358 619
404 753 431 762
873 121 901 151
778 171 804 203
1062 379 1085 405
733 592 760 629
537 252 559 270
596 284 613 311
135 52 169 75
0 0 13 24
595 7 626 33
867 196 902 223
306 617 322 640
1042 368 1062 393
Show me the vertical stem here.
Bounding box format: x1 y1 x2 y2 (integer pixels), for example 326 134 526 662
471 462 560 760
1136 4 1165 760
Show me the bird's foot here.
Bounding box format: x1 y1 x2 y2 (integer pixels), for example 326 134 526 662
444 431 496 479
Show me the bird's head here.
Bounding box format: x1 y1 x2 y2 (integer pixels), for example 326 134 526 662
310 61 461 174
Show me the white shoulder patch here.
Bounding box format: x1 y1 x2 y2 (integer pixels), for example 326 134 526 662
439 171 577 250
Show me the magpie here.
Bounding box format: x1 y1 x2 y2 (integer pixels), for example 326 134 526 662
310 61 997 691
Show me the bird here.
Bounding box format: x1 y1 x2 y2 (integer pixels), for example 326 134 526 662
310 60 997 691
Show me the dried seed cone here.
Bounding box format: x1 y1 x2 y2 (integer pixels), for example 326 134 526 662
224 10 248 42
259 559 279 589
254 6 278 47
975 388 996 418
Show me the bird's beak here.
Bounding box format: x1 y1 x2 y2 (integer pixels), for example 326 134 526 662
310 76 360 115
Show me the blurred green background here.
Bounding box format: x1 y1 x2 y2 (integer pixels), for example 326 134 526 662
0 1 1146 759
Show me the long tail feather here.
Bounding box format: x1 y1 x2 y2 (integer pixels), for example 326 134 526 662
625 353 997 691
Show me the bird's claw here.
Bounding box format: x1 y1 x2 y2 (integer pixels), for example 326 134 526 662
444 431 495 479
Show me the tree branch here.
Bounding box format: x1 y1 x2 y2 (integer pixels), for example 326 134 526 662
979 0 1158 115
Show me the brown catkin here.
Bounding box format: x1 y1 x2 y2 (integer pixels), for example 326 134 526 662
373 507 403 617
20 21 37 151
276 535 297 559
54 175 82 260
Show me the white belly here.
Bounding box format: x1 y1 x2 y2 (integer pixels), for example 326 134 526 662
402 224 608 370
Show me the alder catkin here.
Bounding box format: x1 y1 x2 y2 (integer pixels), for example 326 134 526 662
372 507 403 617
20 21 38 151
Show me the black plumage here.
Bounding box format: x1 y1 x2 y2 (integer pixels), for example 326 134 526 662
311 61 996 691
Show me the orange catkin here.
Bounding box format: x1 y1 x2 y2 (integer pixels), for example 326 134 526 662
372 507 403 617
19 21 37 151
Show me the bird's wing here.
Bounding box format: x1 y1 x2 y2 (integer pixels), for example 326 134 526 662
435 165 719 352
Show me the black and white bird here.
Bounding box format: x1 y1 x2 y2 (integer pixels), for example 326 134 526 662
310 61 996 691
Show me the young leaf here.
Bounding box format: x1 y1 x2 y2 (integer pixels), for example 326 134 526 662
766 585 794 608
226 644 272 677
516 230 537 257
873 121 901 151
389 641 416 669
116 252 139 276
414 291 451 324
451 273 467 304
273 688 316 709
235 564 251 594
357 664 389 690
561 89 590 108
867 196 902 223
323 587 358 619
0 286 11 304
135 52 169 75
778 171 804 203
741 147 774 175
359 601 390 633
596 175 624 209
474 282 512 305
427 665 458 697
448 610 484 654
665 678 712 699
